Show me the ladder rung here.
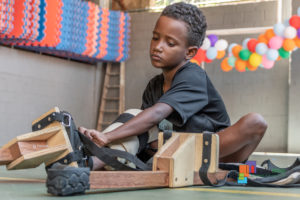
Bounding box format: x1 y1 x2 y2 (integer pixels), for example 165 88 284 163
101 109 119 113
107 72 120 76
106 85 120 89
104 97 120 101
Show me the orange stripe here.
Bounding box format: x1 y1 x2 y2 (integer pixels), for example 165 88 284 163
96 9 109 59
8 0 26 38
40 0 62 47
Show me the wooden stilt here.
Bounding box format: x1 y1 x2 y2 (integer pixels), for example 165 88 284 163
0 107 227 195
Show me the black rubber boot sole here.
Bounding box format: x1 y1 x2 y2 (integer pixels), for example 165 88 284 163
46 164 90 196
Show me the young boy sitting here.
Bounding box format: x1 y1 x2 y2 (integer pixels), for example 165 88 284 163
79 2 267 170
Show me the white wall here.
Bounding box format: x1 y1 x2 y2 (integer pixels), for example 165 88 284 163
0 46 103 145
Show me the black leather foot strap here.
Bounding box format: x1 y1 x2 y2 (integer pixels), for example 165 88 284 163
199 133 213 185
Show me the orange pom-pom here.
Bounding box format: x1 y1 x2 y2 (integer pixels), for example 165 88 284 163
283 39 296 51
265 29 275 40
216 50 225 59
246 61 258 71
221 57 233 72
294 37 300 48
232 45 243 58
235 59 246 72
258 34 269 44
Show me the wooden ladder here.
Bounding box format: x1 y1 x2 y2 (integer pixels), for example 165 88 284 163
97 62 125 131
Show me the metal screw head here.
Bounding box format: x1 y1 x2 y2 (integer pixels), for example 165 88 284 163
37 124 41 129
205 141 209 146
48 117 51 121
204 158 208 163
64 159 68 164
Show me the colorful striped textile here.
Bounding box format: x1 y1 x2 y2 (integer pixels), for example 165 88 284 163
0 0 130 63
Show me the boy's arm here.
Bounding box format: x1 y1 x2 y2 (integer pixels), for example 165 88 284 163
79 103 173 147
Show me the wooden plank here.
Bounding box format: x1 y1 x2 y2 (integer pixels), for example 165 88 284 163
97 63 112 130
152 134 180 171
157 132 164 151
119 62 125 114
7 145 68 170
0 148 13 165
90 171 169 189
170 135 195 187
206 26 272 36
2 126 61 150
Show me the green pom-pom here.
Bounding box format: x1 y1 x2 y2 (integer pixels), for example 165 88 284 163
239 49 251 61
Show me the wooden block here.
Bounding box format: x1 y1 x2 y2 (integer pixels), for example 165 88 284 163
2 126 69 170
90 171 169 189
152 134 180 171
0 148 13 165
154 132 219 188
2 126 62 150
7 145 68 170
169 135 195 187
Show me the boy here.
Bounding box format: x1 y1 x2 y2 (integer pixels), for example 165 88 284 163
79 2 267 170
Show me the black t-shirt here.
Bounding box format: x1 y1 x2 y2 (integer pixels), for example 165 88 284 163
141 62 230 133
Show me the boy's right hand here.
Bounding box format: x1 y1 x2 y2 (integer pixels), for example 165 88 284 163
78 127 110 147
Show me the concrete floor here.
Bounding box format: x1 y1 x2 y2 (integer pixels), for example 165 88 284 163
1 153 300 200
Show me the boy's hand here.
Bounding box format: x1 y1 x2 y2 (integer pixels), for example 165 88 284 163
78 127 110 147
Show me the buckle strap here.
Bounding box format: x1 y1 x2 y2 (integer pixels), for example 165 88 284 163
79 131 151 171
199 133 214 186
32 112 71 131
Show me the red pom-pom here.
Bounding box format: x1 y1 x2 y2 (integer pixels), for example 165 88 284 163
205 56 212 63
192 49 206 64
247 39 259 52
289 15 300 29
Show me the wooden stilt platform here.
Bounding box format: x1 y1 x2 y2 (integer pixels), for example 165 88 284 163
0 107 227 195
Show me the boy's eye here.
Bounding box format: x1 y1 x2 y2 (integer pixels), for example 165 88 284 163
152 36 159 41
167 41 175 47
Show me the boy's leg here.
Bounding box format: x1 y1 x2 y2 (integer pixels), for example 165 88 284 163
217 113 267 163
89 109 159 170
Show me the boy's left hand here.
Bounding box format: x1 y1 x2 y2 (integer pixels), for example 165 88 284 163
78 127 110 147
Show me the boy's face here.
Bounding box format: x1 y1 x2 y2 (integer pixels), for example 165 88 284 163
150 16 190 70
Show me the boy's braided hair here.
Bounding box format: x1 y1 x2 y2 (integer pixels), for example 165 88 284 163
161 2 207 47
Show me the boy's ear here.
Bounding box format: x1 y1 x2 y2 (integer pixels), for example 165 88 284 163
186 46 199 60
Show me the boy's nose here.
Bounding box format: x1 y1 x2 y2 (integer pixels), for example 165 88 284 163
153 42 163 52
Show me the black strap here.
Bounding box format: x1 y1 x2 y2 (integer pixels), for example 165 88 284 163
199 133 232 186
78 132 151 171
33 111 151 171
199 133 213 185
32 112 71 131
163 130 172 142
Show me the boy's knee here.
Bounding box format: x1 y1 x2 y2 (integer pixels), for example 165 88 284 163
241 113 267 139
